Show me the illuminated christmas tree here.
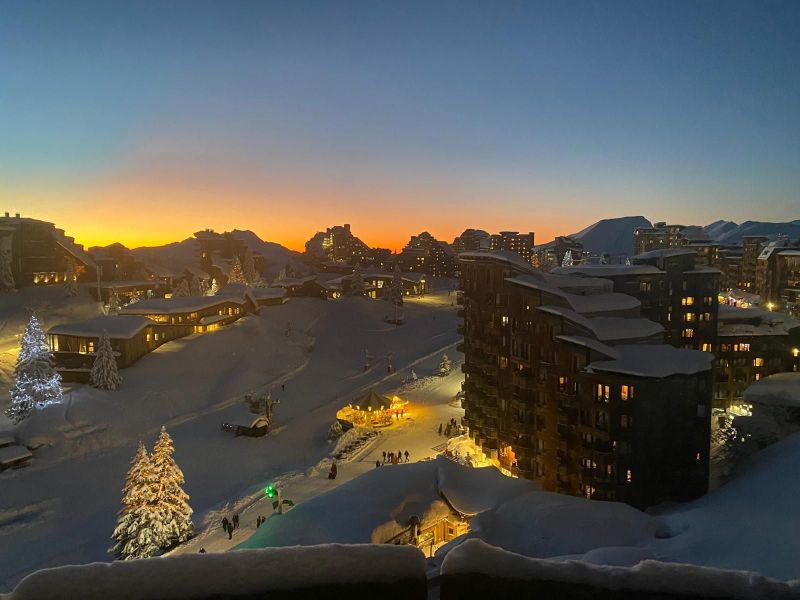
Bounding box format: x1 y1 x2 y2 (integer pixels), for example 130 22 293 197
90 331 122 391
151 427 194 548
389 262 404 306
438 353 452 376
349 263 365 296
111 441 162 560
6 314 62 423
228 255 246 284
561 250 574 267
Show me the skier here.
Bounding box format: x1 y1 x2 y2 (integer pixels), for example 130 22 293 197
233 514 239 529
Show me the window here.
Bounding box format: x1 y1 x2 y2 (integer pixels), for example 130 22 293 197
626 469 633 483
682 328 694 338
701 343 711 352
753 358 764 367
146 333 151 342
537 438 545 451
684 312 695 322
501 315 509 326
558 376 566 392
621 385 633 400
681 296 695 306
695 452 702 462
87 341 95 353
596 385 610 402
639 281 651 292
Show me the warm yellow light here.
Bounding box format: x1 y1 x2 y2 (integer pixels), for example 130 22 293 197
766 302 774 311
793 348 799 358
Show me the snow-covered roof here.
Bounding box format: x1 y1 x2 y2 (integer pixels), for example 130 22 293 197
459 250 534 272
554 264 662 277
588 345 713 378
49 315 154 339
718 305 800 337
271 275 317 288
120 296 244 315
744 373 800 408
566 293 641 315
99 280 164 289
349 390 392 411
555 335 620 359
633 248 697 260
144 263 181 278
252 287 287 299
536 305 662 342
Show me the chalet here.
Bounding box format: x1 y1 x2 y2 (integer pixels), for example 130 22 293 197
119 292 258 332
48 315 191 381
93 280 169 304
251 287 288 306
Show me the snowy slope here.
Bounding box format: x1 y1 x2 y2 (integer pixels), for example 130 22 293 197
0 293 460 590
703 220 738 240
537 216 652 256
710 220 800 244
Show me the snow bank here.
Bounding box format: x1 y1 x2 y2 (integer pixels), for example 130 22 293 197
441 539 800 599
7 544 425 600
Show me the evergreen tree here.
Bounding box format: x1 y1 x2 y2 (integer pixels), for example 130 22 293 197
90 331 122 390
349 263 365 296
228 255 246 284
151 427 194 548
111 442 163 560
0 236 15 293
210 278 219 295
108 289 121 313
561 250 574 267
438 353 452 376
6 315 62 423
64 259 79 297
242 248 259 286
389 263 404 306
189 275 202 297
172 279 190 298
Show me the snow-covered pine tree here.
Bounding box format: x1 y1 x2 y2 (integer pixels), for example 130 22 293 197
6 314 62 423
410 369 418 381
90 331 122 390
210 278 219 295
561 250 574 267
0 236 15 293
228 255 246 284
111 441 163 560
438 353 452 376
64 259 79 297
625 257 631 266
275 266 287 282
389 263 404 306
243 248 259 286
172 279 190 298
349 263 365 296
108 289 121 313
151 426 194 549
189 275 202 297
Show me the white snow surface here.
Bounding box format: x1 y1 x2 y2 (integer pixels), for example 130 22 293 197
744 373 800 408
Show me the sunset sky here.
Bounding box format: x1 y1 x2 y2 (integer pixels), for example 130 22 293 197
2 0 798 252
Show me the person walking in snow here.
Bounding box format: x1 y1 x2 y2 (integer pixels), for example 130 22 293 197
222 517 229 532
382 450 387 463
404 450 410 462
438 423 443 435
226 523 233 540
375 460 381 468
233 514 239 529
281 383 285 392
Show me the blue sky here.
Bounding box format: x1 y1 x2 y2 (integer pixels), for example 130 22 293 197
1 0 798 248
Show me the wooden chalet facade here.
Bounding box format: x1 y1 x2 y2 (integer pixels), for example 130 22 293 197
120 293 258 333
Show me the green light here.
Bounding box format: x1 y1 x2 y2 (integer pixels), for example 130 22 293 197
265 484 276 498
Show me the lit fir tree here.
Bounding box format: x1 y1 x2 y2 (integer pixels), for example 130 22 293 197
151 427 194 548
90 331 122 391
6 314 62 423
561 250 574 267
228 255 246 284
210 278 219 295
349 263 365 296
111 441 162 560
64 259 79 297
389 263 404 306
438 353 452 376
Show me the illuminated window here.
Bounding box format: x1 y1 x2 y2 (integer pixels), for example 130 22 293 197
753 358 765 367
682 328 694 338
626 469 632 483
696 452 702 461
701 343 711 352
681 296 695 306
558 376 566 392
621 385 633 400
684 313 695 322
146 333 151 342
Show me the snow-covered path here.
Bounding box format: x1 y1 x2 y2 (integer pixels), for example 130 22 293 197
0 293 461 590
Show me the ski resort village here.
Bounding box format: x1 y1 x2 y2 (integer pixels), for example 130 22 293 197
3 3 800 598
2 211 800 599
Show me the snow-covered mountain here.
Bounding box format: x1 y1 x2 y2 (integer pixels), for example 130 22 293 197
538 216 652 256
131 230 299 278
704 220 800 245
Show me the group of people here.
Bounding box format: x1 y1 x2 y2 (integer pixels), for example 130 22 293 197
375 449 410 468
256 515 267 528
392 408 406 420
438 417 461 437
220 514 240 540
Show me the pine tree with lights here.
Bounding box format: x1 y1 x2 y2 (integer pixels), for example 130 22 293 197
210 278 218 295
228 255 246 284
0 237 15 293
6 314 62 424
438 353 452 376
111 441 163 560
189 275 202 297
389 263 404 306
90 331 122 391
64 259 79 297
561 250 574 267
151 426 194 549
350 263 365 296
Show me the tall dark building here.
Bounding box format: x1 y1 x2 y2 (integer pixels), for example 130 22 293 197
459 251 713 509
